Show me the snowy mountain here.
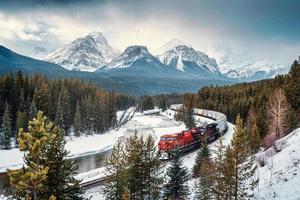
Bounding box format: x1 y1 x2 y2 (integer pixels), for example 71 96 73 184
44 32 120 72
158 44 221 75
100 45 161 70
219 55 290 80
97 45 183 78
28 47 53 59
155 38 189 55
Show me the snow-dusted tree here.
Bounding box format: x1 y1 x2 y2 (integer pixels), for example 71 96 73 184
1 102 12 149
267 88 291 138
163 149 190 199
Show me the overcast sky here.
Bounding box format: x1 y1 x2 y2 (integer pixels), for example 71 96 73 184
0 0 299 70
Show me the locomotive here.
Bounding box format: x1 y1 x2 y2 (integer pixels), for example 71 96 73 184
158 105 228 160
158 124 220 159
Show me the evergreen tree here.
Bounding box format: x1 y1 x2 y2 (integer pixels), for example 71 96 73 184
193 142 211 177
103 140 128 200
226 115 255 200
194 161 214 200
141 135 162 200
1 102 12 149
184 95 195 129
86 95 94 135
28 101 38 121
55 96 64 135
163 150 190 200
7 111 55 199
249 123 261 153
125 133 145 200
41 124 83 200
15 111 26 144
74 101 82 137
211 140 227 200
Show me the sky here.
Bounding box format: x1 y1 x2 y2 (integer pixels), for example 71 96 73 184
0 0 299 71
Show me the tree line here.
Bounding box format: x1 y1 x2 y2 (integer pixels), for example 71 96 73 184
192 59 300 139
0 71 135 149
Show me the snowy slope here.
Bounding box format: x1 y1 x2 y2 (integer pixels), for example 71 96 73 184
255 128 300 199
155 38 189 55
44 32 120 72
99 45 159 70
158 43 221 74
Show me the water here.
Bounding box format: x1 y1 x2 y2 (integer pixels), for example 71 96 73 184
72 149 112 173
0 149 112 192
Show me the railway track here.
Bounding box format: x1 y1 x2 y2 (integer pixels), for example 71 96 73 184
80 105 228 190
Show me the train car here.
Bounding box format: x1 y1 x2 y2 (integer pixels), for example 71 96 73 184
158 124 219 160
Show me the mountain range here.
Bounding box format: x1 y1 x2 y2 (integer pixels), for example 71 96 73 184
0 32 291 95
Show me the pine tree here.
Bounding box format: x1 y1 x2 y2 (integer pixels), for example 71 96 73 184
226 114 255 200
211 140 227 200
249 123 261 153
194 161 214 200
125 133 145 200
141 135 162 200
193 142 211 177
1 102 12 149
74 101 82 137
184 95 195 129
7 111 56 199
40 124 83 200
15 111 26 145
103 140 128 200
55 96 64 135
163 150 190 199
86 95 94 135
28 101 38 122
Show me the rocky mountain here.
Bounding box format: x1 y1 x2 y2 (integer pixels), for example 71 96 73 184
218 54 290 81
98 45 183 78
44 32 120 72
158 44 221 75
28 47 53 59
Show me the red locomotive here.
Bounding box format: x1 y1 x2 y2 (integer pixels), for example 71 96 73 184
158 124 220 159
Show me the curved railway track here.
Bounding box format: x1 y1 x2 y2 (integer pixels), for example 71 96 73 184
80 105 228 190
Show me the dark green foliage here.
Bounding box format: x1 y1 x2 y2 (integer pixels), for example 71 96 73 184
103 133 162 200
138 96 154 112
0 72 129 141
193 143 211 177
74 101 82 137
163 150 190 200
1 102 12 149
41 124 83 200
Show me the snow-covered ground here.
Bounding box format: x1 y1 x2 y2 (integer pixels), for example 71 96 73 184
83 109 235 200
255 128 300 200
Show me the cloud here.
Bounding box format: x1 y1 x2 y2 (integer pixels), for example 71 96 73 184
0 0 299 68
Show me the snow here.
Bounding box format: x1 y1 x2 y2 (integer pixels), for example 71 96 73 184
154 38 189 55
158 45 220 74
254 128 300 199
44 32 120 72
83 109 235 200
101 45 157 70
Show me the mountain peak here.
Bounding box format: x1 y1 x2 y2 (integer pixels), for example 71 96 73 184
124 45 149 55
87 32 108 45
44 32 120 72
155 38 189 54
158 44 220 74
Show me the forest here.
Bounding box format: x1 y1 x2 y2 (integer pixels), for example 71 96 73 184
0 72 135 149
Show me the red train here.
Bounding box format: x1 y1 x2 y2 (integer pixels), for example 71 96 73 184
158 123 222 159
